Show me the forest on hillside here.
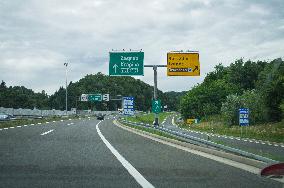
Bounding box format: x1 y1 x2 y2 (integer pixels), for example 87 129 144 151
180 58 284 125
0 73 184 112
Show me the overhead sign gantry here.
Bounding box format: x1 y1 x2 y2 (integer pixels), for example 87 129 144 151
108 49 200 125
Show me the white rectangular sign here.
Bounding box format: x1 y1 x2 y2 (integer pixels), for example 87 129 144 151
81 94 88 101
103 94 110 101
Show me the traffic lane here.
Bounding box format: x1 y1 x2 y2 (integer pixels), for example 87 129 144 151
164 117 284 158
0 117 99 147
99 119 282 188
0 120 67 144
0 119 140 188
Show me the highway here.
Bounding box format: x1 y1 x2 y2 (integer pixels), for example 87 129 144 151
161 115 284 160
0 116 282 188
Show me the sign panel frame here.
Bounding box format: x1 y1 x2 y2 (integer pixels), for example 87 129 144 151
239 108 249 126
152 99 161 114
103 94 110 101
167 52 200 76
81 94 89 101
109 52 144 76
88 94 102 102
123 96 134 116
186 119 195 124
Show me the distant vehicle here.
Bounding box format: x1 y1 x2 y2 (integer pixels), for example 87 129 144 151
0 114 9 121
96 113 104 120
0 114 16 121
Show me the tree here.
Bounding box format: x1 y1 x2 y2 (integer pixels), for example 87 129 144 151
256 58 284 122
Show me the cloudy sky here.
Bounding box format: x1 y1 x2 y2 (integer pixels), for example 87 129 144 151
1 0 283 94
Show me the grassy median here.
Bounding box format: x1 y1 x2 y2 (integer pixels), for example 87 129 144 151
125 112 172 125
178 119 284 143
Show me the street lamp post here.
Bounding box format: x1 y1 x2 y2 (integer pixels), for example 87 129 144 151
64 62 68 115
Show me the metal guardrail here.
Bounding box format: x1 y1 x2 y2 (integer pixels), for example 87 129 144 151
118 118 278 164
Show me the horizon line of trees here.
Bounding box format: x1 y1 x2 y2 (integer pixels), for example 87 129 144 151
0 73 184 112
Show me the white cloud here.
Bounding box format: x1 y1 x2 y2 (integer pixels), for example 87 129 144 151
0 0 283 94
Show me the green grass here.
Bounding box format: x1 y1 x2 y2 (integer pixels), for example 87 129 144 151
126 112 172 124
0 115 92 129
178 119 284 143
121 120 183 141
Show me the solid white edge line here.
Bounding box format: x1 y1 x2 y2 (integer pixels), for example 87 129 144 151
40 129 54 136
114 121 260 175
96 121 154 188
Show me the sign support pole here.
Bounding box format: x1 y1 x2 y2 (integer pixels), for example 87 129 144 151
144 65 166 126
64 62 68 115
153 66 158 125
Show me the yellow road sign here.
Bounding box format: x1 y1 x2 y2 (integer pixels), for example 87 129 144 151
167 52 200 76
186 119 195 124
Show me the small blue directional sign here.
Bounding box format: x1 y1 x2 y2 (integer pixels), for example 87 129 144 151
123 97 134 116
239 108 249 126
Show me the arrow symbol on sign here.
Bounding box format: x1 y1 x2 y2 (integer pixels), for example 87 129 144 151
113 64 119 73
193 66 199 72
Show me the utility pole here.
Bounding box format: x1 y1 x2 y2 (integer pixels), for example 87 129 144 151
64 62 68 115
144 65 166 125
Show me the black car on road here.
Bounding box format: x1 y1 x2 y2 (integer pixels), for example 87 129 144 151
96 113 104 120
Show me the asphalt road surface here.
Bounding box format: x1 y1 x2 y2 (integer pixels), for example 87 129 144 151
162 115 284 160
0 116 282 188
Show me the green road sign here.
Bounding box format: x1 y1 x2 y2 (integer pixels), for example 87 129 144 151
88 94 102 102
152 99 161 114
109 52 144 76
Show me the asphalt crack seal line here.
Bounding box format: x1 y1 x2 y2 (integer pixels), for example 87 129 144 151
96 121 155 188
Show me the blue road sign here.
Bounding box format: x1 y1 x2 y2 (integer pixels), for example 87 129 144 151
239 108 249 126
123 97 134 116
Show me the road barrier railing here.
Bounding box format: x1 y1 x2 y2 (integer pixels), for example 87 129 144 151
118 118 278 164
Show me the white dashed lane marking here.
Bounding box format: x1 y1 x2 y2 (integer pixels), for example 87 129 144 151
40 129 54 136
